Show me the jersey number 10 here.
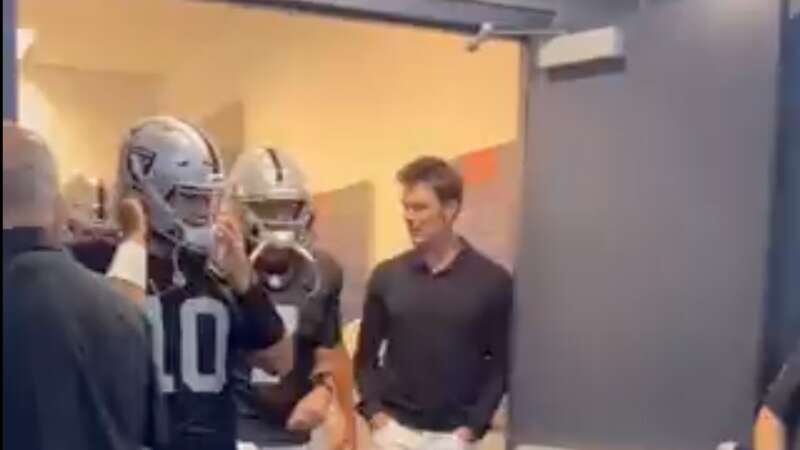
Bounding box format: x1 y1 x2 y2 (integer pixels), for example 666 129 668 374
147 296 230 394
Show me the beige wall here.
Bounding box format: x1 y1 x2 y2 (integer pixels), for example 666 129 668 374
158 12 521 262
19 0 520 264
17 6 515 448
19 64 161 185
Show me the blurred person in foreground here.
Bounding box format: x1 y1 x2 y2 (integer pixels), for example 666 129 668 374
3 121 164 450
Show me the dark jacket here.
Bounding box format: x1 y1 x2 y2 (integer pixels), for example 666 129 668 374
3 227 165 450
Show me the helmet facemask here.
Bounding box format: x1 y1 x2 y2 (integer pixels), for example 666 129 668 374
242 197 313 251
243 199 320 294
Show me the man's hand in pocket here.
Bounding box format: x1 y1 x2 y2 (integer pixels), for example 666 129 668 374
370 412 392 431
454 427 475 443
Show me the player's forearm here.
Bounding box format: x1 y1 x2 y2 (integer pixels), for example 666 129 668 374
106 239 147 305
315 347 357 450
237 283 287 349
249 334 294 376
320 347 356 419
754 407 787 450
105 197 149 305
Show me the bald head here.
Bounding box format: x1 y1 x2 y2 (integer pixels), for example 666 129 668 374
3 121 60 230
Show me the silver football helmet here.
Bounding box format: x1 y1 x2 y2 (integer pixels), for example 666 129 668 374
117 116 224 284
227 148 320 294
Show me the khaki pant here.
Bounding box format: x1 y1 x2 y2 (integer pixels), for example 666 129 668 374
237 443 309 450
370 419 474 450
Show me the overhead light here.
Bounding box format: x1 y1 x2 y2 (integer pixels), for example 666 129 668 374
448 0 556 12
537 26 625 70
17 28 36 60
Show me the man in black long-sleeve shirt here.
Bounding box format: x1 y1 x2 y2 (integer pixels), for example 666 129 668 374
355 156 512 450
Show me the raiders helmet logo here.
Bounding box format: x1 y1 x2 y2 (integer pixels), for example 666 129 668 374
127 146 157 183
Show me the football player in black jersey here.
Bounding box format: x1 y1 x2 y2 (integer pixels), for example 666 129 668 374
70 117 291 450
226 148 357 450
755 343 799 450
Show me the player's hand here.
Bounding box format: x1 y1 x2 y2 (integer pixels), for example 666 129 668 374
117 196 148 245
286 385 333 432
454 427 475 443
214 214 253 294
345 416 358 450
327 409 358 450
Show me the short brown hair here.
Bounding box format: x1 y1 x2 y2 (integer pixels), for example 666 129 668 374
397 156 463 206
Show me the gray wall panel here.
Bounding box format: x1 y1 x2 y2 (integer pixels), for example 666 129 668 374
512 1 781 449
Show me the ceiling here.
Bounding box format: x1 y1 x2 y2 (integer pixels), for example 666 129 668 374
19 0 551 76
19 0 258 74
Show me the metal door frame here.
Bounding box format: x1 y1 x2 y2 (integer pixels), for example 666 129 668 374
3 0 17 120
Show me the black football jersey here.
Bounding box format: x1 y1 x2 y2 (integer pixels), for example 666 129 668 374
70 240 285 450
234 249 343 446
764 344 800 450
69 238 117 274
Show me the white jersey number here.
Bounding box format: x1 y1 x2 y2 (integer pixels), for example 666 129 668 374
147 296 230 394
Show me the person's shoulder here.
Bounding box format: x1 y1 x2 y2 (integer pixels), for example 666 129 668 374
465 245 512 283
7 248 146 326
312 248 344 282
364 250 414 294
7 248 86 286
5 252 60 307
6 248 66 271
81 271 150 330
463 245 513 305
375 249 414 273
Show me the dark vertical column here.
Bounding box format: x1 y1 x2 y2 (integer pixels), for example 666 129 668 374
3 0 17 120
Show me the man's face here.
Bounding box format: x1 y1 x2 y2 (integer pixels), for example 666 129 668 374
401 182 458 248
